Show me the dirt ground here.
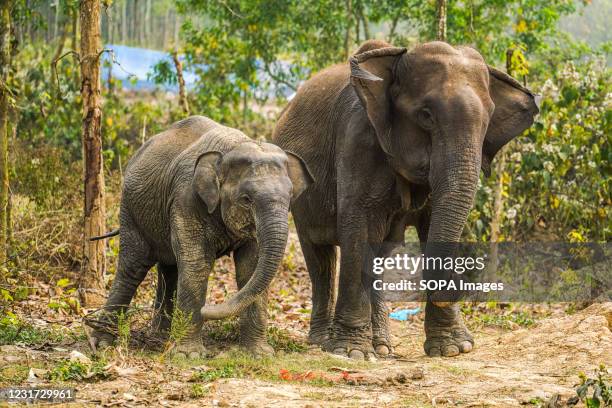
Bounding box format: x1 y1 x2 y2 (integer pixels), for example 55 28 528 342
1 230 610 407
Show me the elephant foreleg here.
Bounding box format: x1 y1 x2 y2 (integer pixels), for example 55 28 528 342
416 210 474 357
173 242 213 359
233 241 273 356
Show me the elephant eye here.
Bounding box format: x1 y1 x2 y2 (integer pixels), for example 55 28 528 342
239 194 252 205
417 108 435 130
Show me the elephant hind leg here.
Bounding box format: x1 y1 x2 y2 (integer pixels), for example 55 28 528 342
300 240 337 345
91 227 155 348
151 263 178 335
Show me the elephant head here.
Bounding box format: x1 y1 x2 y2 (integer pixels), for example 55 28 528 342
350 41 539 291
194 142 313 320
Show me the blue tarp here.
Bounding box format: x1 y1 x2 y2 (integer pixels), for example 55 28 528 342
100 44 298 98
101 44 197 91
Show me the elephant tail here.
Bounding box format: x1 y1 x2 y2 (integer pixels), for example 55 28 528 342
89 228 120 241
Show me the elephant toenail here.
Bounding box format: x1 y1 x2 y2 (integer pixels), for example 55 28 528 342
375 344 390 356
188 351 201 359
348 349 365 360
459 341 473 353
428 347 442 357
332 348 347 356
442 345 460 357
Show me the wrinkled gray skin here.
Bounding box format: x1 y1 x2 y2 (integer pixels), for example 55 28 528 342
273 40 538 359
90 116 312 357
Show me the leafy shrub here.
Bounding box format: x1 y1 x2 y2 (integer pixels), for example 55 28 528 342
575 365 611 408
469 56 610 242
48 358 108 382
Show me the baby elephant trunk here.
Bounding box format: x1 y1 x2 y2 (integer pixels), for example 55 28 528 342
201 203 289 320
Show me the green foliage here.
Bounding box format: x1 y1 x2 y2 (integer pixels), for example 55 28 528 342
48 359 88 382
189 383 209 398
576 365 611 408
48 358 108 382
169 304 193 345
148 59 178 86
469 55 610 242
175 0 350 127
11 43 182 181
116 311 131 351
408 0 578 65
192 364 238 382
472 310 536 329
47 278 81 314
204 317 240 342
0 312 65 345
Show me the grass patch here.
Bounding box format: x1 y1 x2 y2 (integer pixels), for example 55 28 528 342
0 364 31 385
471 311 537 329
203 318 239 343
189 383 210 398
204 320 307 353
0 312 68 346
184 349 375 387
266 327 307 353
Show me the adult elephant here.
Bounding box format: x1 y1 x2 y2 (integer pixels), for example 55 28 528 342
272 40 538 359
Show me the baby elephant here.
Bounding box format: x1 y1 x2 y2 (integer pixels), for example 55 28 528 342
89 115 312 357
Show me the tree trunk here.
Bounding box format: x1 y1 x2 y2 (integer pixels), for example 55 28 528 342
7 119 15 247
79 0 107 306
163 9 170 49
343 0 353 59
71 6 78 52
0 0 11 266
487 148 506 278
436 0 447 41
172 50 189 115
359 5 370 40
145 0 151 46
121 0 127 43
173 13 180 46
487 50 514 278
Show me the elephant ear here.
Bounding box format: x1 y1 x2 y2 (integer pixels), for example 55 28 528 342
285 151 314 203
193 151 223 214
349 46 407 157
482 66 540 175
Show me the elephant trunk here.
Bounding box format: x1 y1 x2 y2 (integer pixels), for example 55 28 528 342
201 201 289 320
424 138 481 303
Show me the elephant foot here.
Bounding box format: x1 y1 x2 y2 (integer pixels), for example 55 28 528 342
241 340 274 357
424 303 473 357
90 329 116 350
372 334 393 357
324 321 375 360
173 340 207 360
307 322 330 345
